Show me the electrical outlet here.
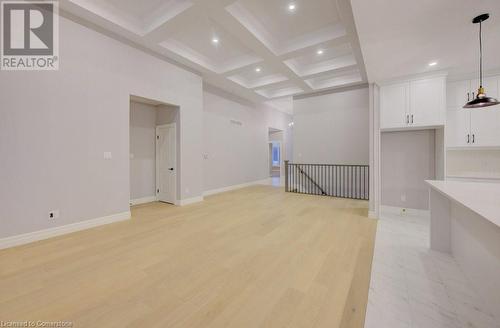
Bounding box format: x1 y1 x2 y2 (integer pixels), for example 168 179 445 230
103 152 112 160
48 210 60 220
401 208 407 216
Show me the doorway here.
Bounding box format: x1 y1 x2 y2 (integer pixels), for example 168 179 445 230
268 127 285 187
156 124 176 204
269 141 281 177
129 95 180 206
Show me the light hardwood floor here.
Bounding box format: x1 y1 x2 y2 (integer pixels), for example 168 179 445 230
0 185 376 327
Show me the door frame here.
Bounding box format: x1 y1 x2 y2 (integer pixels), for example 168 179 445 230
156 123 177 204
268 140 283 177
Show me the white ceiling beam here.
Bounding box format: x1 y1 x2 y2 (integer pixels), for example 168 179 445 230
337 0 368 82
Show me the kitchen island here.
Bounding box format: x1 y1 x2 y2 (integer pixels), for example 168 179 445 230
427 180 500 319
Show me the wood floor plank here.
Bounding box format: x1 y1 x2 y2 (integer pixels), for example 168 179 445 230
0 185 376 327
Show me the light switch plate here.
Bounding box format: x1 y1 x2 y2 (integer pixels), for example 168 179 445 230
104 152 112 160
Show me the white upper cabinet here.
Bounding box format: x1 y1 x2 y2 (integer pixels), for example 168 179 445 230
410 77 446 127
446 109 470 147
446 75 500 148
447 76 498 108
447 80 470 108
380 75 446 130
471 76 499 100
469 108 500 147
380 82 409 129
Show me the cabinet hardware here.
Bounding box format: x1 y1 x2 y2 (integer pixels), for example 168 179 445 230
411 114 414 124
472 134 475 143
472 91 475 99
467 134 470 143
406 114 409 124
467 92 470 101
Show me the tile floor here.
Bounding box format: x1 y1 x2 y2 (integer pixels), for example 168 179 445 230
364 212 500 328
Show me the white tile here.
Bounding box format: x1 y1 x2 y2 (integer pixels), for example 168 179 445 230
365 212 494 328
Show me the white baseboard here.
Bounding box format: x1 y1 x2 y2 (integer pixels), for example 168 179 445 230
203 179 269 196
130 195 157 206
176 196 204 206
0 211 131 250
380 205 430 218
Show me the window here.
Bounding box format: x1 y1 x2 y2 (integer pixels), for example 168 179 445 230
272 144 280 166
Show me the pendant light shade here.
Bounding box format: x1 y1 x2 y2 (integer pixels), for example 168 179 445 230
463 13 500 109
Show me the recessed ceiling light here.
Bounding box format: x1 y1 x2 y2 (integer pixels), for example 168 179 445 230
429 61 437 66
255 67 261 72
317 49 324 55
212 38 219 44
288 3 296 11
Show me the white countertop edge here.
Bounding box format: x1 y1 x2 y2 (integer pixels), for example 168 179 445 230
426 180 500 228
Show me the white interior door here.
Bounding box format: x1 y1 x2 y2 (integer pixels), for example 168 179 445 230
156 124 176 204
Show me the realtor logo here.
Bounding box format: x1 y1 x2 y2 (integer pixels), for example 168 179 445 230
1 1 59 70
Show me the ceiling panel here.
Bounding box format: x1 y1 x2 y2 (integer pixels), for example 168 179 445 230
226 0 346 55
284 43 357 77
69 0 193 35
227 62 289 89
160 16 261 73
255 82 304 98
305 70 362 90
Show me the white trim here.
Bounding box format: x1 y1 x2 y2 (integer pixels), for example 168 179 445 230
176 196 204 206
130 195 157 206
203 179 269 196
368 210 377 219
380 205 430 218
377 71 448 86
0 211 131 250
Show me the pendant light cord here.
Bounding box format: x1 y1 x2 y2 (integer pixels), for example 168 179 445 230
479 20 483 87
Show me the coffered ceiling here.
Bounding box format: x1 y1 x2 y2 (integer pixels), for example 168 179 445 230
60 0 367 113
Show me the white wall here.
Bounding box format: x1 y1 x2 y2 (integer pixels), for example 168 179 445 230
293 87 369 164
0 15 203 239
381 130 436 210
130 102 157 200
202 88 292 192
369 83 381 216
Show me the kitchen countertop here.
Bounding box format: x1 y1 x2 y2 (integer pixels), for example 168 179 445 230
426 180 500 228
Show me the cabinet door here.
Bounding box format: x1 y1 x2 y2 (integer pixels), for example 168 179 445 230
446 109 470 147
447 80 470 108
410 77 445 127
380 82 409 129
470 108 500 146
471 76 499 100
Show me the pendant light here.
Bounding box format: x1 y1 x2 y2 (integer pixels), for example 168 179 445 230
463 13 500 108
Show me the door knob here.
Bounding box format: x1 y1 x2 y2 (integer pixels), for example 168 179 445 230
168 168 174 171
